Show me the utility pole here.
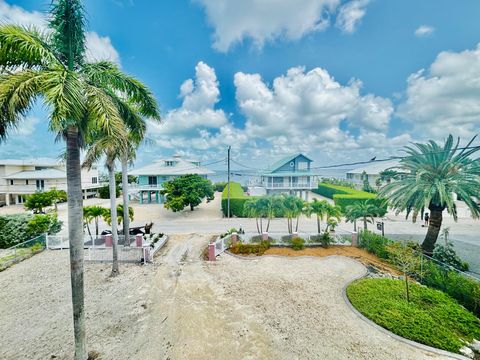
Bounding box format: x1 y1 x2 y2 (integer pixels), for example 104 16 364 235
227 146 231 218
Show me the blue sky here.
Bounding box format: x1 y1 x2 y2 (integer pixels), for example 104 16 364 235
1 0 480 169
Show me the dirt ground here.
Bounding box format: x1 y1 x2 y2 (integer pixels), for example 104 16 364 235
0 234 456 360
265 245 402 275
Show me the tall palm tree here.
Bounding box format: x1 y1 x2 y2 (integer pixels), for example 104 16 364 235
310 199 329 233
381 135 480 254
264 195 284 232
244 198 263 234
0 2 159 357
282 195 304 234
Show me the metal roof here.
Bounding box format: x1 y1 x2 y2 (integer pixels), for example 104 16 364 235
261 171 322 177
129 158 214 176
0 158 61 167
347 160 400 175
4 168 66 180
267 153 312 173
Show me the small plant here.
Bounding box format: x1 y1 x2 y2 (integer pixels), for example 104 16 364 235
229 240 270 256
326 218 338 232
319 232 334 248
290 237 305 251
432 242 469 271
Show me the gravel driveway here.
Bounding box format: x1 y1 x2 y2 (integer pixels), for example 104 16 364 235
0 235 457 359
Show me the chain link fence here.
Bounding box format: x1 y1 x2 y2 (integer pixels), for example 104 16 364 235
0 234 46 271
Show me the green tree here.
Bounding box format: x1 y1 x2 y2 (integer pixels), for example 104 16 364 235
103 204 134 227
161 174 214 211
244 198 263 234
281 195 304 234
380 135 480 254
345 199 385 231
324 204 342 231
310 199 330 233
24 191 53 213
83 205 106 236
48 187 67 212
0 1 159 356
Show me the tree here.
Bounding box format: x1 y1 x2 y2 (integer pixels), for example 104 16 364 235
103 204 134 227
345 200 385 231
24 191 53 213
281 195 304 234
380 135 480 254
324 204 342 231
161 174 214 211
244 198 263 234
83 205 107 236
310 199 330 233
48 187 67 212
0 2 159 356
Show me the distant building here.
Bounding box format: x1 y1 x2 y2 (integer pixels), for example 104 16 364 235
128 156 214 204
0 158 100 206
258 154 321 200
346 160 400 186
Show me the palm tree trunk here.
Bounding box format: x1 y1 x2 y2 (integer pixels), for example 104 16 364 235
422 207 443 255
95 218 99 236
66 127 87 360
353 220 357 232
266 218 270 232
121 155 130 246
107 160 120 276
317 215 321 234
255 218 260 234
363 217 368 230
295 216 299 232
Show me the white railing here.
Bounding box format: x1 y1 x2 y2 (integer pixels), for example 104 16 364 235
128 184 164 191
214 234 232 257
263 182 316 189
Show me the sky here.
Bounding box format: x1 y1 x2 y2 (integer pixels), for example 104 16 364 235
1 0 480 173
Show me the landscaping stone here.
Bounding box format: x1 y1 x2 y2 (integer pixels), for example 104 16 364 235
461 346 475 359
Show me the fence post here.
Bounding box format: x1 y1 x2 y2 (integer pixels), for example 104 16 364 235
231 232 238 245
45 234 49 249
351 231 358 247
105 234 113 247
208 243 216 261
135 234 143 247
262 232 269 241
292 232 298 238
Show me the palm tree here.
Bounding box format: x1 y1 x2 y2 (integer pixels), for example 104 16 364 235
244 198 263 234
344 205 360 232
344 200 379 231
83 205 106 236
282 195 304 234
324 204 342 231
310 199 329 233
103 204 134 227
381 135 480 254
263 196 284 232
0 2 159 356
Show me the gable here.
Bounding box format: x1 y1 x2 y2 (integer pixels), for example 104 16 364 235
270 154 312 173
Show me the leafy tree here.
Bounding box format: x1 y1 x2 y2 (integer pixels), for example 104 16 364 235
379 169 399 185
213 181 227 192
380 135 480 254
244 198 263 234
98 183 120 199
115 172 137 184
0 0 159 356
432 242 469 271
361 171 376 193
161 174 214 211
24 192 53 213
103 204 134 227
48 187 67 211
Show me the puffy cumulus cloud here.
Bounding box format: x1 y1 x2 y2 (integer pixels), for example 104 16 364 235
414 25 435 38
196 0 372 52
397 43 480 138
335 0 370 33
234 66 394 155
148 62 247 154
12 116 40 137
0 0 120 64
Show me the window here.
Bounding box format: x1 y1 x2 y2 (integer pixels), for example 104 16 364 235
92 177 98 184
148 176 157 185
298 162 308 170
10 180 13 185
26 180 29 185
165 161 175 167
36 179 45 190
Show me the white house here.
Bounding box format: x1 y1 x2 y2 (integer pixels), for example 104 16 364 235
0 158 100 206
128 155 214 204
346 160 400 186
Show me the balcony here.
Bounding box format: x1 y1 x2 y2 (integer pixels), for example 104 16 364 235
263 182 316 190
128 184 164 192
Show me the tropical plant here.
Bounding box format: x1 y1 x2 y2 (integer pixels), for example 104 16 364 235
161 174 214 212
324 203 342 231
103 204 134 227
263 196 284 232
23 191 53 213
345 199 386 231
0 1 159 355
310 199 329 233
48 187 67 211
281 195 304 234
432 242 469 271
380 135 480 254
83 205 107 236
244 197 263 234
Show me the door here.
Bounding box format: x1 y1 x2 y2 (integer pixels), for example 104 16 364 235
148 176 157 186
36 179 45 191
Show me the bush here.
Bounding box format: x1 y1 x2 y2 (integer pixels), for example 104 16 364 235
229 241 271 255
432 242 469 271
320 177 357 189
98 184 120 199
290 237 305 251
221 182 256 217
0 213 63 248
213 182 227 192
347 278 480 353
319 232 334 248
313 183 376 211
359 230 393 259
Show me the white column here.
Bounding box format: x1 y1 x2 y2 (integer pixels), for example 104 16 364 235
5 193 10 206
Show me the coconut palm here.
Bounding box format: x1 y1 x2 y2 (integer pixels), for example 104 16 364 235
344 200 380 231
324 204 342 231
310 199 330 233
380 135 480 254
103 204 134 227
263 196 284 232
83 205 106 236
282 195 304 234
244 198 262 234
0 2 159 355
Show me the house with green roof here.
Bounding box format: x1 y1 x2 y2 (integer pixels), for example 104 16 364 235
260 154 321 200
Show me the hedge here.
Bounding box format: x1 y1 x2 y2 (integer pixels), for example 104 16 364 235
313 183 376 210
221 182 251 217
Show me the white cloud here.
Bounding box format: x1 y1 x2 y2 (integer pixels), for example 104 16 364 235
414 25 435 37
196 0 342 52
397 43 480 138
0 0 120 64
335 0 370 33
12 116 40 137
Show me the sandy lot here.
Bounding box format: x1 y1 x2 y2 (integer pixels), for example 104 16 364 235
0 234 456 360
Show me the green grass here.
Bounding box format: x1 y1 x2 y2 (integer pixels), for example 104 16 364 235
346 278 480 353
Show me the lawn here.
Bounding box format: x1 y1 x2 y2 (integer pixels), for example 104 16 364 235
346 278 480 354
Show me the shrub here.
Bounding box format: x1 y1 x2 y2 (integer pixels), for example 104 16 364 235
290 237 305 251
347 278 480 353
229 241 270 255
312 183 377 211
213 182 227 192
359 230 393 259
0 213 63 248
432 242 469 271
320 177 357 189
319 232 334 248
98 184 120 199
221 182 256 217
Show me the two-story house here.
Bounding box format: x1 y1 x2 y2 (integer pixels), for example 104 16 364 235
128 156 214 204
260 154 320 200
0 158 100 206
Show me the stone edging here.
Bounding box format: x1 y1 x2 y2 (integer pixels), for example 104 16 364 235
342 272 470 360
224 251 469 360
